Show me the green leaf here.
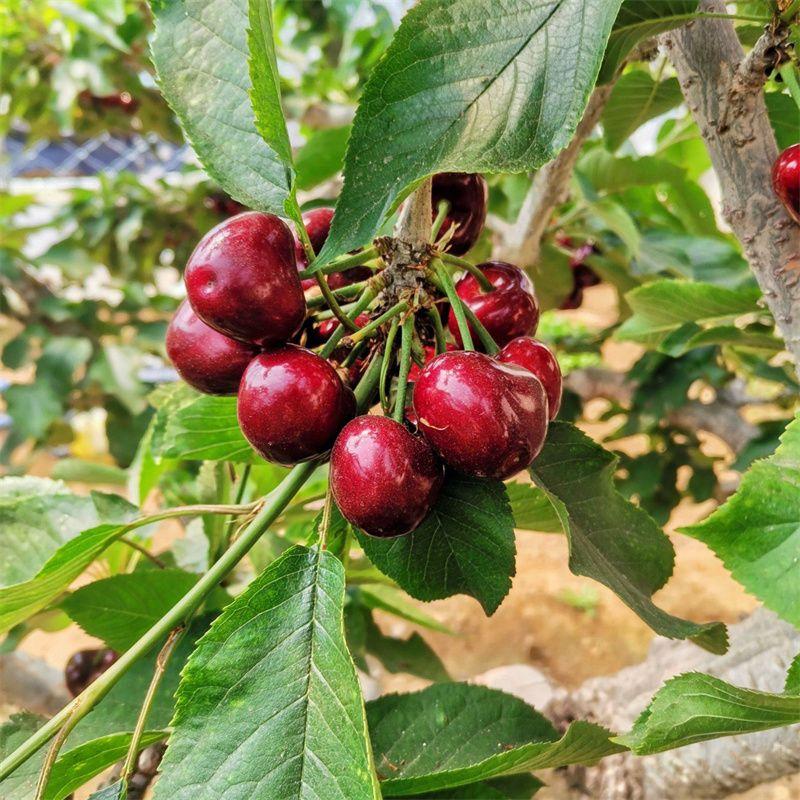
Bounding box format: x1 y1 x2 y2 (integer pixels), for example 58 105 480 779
599 0 699 82
529 422 727 653
317 0 623 266
87 781 126 800
155 546 380 800
659 324 783 357
617 672 800 755
368 684 622 795
425 775 543 799
578 149 685 193
357 583 452 633
4 381 62 440
356 475 516 615
505 482 562 533
61 570 199 651
150 0 289 213
785 652 800 694
51 459 128 486
602 71 683 150
766 92 799 151
616 280 762 347
682 413 800 628
295 126 351 191
159 394 256 462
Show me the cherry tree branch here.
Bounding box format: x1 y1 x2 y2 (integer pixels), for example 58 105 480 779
659 2 800 374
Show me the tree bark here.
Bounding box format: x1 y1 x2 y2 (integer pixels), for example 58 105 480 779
660 2 800 374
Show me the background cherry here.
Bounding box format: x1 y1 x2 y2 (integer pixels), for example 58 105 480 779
331 416 444 537
448 261 539 348
497 337 562 419
238 345 355 465
413 351 548 480
773 144 800 224
166 301 257 395
185 211 305 345
431 172 488 255
65 648 118 697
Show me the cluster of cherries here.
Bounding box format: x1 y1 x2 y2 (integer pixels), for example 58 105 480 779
166 173 562 538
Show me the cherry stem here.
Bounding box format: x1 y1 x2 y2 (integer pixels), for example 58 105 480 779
393 314 415 423
379 318 400 414
319 281 381 359
437 252 494 292
312 301 360 322
346 300 409 344
430 199 450 243
298 246 380 280
319 486 334 550
315 273 361 332
354 346 384 408
306 279 370 309
120 625 185 786
34 696 85 800
460 304 500 355
426 304 447 355
295 217 317 266
433 259 474 350
341 339 367 368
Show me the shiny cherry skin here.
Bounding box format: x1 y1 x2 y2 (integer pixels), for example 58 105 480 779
431 173 488 255
331 416 444 537
65 648 118 697
185 211 305 345
497 337 562 419
773 144 800 224
238 345 355 465
448 261 539 349
166 301 257 395
414 351 548 480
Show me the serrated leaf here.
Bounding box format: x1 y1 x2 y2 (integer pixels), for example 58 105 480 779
682 413 800 628
155 546 380 800
88 780 126 800
368 684 623 795
616 280 762 347
602 71 683 150
356 475 516 616
426 775 543 799
505 481 563 533
150 0 289 213
785 652 800 694
317 0 623 266
61 570 199 651
617 672 800 755
530 422 727 653
599 0 699 82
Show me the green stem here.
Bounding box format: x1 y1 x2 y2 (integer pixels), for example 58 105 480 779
460 304 499 354
306 280 370 309
0 462 317 782
427 304 447 355
779 63 800 109
298 246 379 280
379 318 400 414
295 219 316 267
437 252 494 292
312 301 360 322
433 260 474 350
354 347 384 408
347 300 409 344
233 464 251 506
120 626 185 785
33 698 85 800
393 315 415 423
430 200 450 243
782 0 800 22
315 273 360 332
319 281 381 359
119 537 166 569
341 339 368 368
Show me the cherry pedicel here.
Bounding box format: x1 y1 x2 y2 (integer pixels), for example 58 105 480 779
431 173 488 255
166 301 257 395
448 261 539 349
773 144 800 225
184 211 305 346
497 337 562 419
413 351 548 480
331 416 444 537
237 345 355 465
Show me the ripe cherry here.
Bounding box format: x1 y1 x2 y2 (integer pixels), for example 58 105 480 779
414 351 548 480
331 416 444 537
448 261 539 348
773 144 800 224
65 648 118 697
185 211 305 345
431 173 488 255
166 301 257 395
497 337 562 419
238 345 355 465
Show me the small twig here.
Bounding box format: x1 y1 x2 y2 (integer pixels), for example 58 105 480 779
395 177 433 245
119 538 166 570
34 697 86 800
430 200 450 243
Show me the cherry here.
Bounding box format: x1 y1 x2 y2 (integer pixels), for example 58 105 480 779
238 345 355 465
448 261 539 349
773 144 800 224
414 351 548 480
559 286 583 310
185 211 305 345
166 301 257 395
331 416 444 537
431 173 488 255
497 337 562 419
65 648 118 697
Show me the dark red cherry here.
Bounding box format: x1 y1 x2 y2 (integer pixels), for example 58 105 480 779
166 301 257 395
773 144 800 224
237 345 355 465
497 337 562 419
331 416 444 537
185 211 305 345
431 173 488 255
448 261 539 349
413 351 548 480
65 648 118 697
